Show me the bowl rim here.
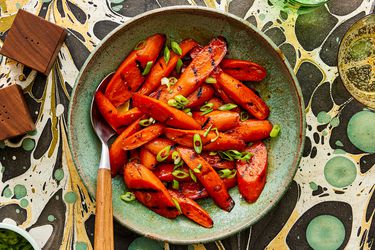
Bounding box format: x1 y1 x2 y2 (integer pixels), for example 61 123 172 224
0 223 40 250
68 5 306 244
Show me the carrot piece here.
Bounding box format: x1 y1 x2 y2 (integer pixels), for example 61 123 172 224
135 33 166 68
139 147 157 170
109 118 142 176
226 120 272 142
144 138 176 162
216 71 270 120
94 92 143 132
180 181 208 200
123 162 179 218
137 39 198 95
165 128 246 151
120 124 165 151
192 110 240 131
206 97 224 110
105 34 165 106
185 85 215 109
220 59 267 82
168 190 213 228
132 93 201 130
153 164 191 182
177 147 234 211
201 153 235 170
159 38 227 102
236 142 267 203
104 52 141 107
189 44 203 59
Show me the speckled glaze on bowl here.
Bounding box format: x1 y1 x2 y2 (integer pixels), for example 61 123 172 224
68 6 305 244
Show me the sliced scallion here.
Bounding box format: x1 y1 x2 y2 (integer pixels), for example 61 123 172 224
168 99 179 108
164 46 170 64
209 151 217 156
218 103 238 111
200 103 214 112
240 111 249 121
120 192 135 202
172 179 179 190
203 124 213 137
172 198 182 213
193 164 202 173
175 94 189 106
172 151 181 165
218 169 237 179
139 117 155 127
218 151 234 161
270 124 281 138
156 146 171 162
172 169 189 179
205 77 217 84
176 58 183 74
142 61 153 76
171 41 182 56
210 128 220 142
193 134 202 154
240 152 253 162
189 169 197 182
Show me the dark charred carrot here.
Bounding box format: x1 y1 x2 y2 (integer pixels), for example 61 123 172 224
120 124 165 151
226 120 272 142
109 118 142 176
220 59 267 82
165 128 246 151
216 71 270 120
192 110 240 131
132 93 201 130
139 147 157 170
94 92 143 132
177 147 234 211
168 190 213 228
158 38 227 102
201 153 235 170
137 39 198 95
236 142 268 203
153 164 191 182
185 85 215 109
105 34 165 106
123 162 179 218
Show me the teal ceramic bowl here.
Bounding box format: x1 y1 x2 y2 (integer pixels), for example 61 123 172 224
68 6 305 244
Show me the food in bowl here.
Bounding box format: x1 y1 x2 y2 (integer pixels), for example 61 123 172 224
94 33 280 228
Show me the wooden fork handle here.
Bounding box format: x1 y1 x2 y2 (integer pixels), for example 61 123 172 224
94 168 114 250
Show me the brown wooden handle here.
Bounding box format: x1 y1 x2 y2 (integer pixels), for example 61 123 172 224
94 168 114 250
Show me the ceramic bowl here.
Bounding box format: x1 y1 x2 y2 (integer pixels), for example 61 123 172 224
0 223 40 250
68 6 305 244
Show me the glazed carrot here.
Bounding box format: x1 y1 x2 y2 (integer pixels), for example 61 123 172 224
129 149 141 163
226 120 272 142
180 177 237 200
123 162 179 218
216 71 270 120
132 93 200 130
95 92 143 132
105 34 165 106
177 147 234 211
168 190 213 228
220 59 267 82
158 38 227 102
139 147 157 170
153 164 191 182
144 138 176 162
236 142 268 203
135 33 166 68
109 118 142 176
206 97 224 110
165 128 246 151
201 153 235 170
137 39 198 95
189 44 203 59
185 85 215 109
192 110 240 131
120 124 165 151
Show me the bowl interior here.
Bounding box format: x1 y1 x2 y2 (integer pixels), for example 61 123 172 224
68 7 305 244
0 223 40 250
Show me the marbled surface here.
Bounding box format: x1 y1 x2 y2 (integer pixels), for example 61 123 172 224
0 0 374 249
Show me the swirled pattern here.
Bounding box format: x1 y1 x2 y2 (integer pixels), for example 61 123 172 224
0 0 374 249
